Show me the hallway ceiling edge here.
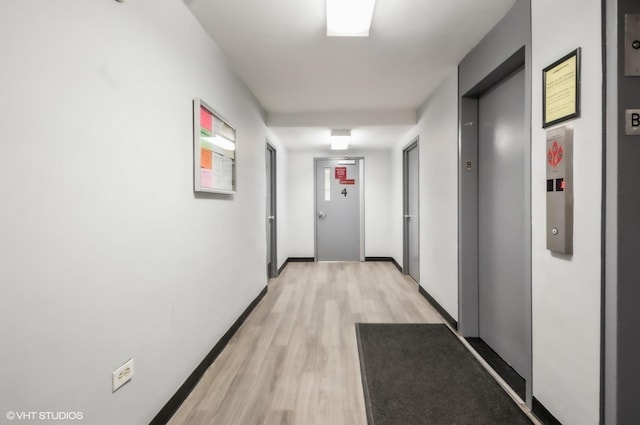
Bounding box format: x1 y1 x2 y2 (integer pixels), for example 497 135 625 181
185 0 518 149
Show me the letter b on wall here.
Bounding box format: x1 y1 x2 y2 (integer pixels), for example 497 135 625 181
626 109 640 135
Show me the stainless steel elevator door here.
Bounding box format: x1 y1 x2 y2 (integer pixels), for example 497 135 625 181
478 67 527 377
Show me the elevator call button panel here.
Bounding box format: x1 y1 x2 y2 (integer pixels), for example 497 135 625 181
546 126 573 255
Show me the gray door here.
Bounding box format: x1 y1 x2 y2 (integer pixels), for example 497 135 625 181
404 141 420 282
266 144 277 278
315 158 362 261
478 67 527 377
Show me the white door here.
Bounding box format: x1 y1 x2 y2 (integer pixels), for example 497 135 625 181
315 158 363 261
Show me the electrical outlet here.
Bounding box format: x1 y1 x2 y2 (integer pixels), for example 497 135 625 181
112 358 134 392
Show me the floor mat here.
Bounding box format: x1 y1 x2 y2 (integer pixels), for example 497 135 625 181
356 323 532 425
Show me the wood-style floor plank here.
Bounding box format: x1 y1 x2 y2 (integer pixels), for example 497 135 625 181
167 261 442 425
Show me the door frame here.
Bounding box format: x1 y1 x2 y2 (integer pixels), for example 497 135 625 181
313 157 365 262
266 141 277 278
459 45 532 403
403 138 419 280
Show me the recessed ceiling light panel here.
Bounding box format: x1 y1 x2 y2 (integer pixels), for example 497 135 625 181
326 0 376 37
330 129 351 150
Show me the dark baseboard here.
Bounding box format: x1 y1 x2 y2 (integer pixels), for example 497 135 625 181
277 257 314 275
418 286 458 330
279 256 402 274
287 257 315 262
466 337 526 401
532 397 563 425
149 286 268 425
364 256 403 273
277 260 288 275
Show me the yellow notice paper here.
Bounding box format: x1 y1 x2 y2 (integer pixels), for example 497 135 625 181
545 55 577 124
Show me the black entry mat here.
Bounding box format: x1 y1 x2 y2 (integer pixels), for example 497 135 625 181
356 324 532 425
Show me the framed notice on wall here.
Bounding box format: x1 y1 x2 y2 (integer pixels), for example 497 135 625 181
193 98 236 194
542 48 581 128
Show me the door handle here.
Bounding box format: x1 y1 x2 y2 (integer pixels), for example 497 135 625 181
404 214 412 219
268 216 275 221
317 211 326 219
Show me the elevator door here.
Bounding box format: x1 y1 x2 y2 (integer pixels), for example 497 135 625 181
478 67 527 377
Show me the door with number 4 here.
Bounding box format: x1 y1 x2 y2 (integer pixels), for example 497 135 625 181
315 158 364 262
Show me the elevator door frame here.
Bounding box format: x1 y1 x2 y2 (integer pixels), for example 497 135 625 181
459 45 532 405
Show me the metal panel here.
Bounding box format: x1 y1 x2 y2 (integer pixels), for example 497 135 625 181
624 14 640 76
459 96 480 337
603 3 618 424
478 67 527 378
545 126 573 255
616 3 640 424
314 158 363 261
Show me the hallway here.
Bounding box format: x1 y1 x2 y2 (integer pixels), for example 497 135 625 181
168 262 440 424
166 262 540 425
1 1 628 423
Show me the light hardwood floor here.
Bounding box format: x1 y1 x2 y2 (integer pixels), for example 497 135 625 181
167 261 442 425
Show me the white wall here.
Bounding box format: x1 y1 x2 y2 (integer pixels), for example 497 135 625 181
393 71 460 321
390 145 405 265
531 1 602 424
287 149 393 258
0 1 284 424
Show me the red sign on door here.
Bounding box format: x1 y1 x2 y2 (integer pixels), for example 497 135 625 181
335 167 347 179
340 179 355 185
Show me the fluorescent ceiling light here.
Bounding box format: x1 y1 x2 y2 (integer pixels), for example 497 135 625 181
203 135 236 151
326 0 376 37
330 129 350 150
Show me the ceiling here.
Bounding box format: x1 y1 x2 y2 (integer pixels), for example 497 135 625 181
185 0 517 150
